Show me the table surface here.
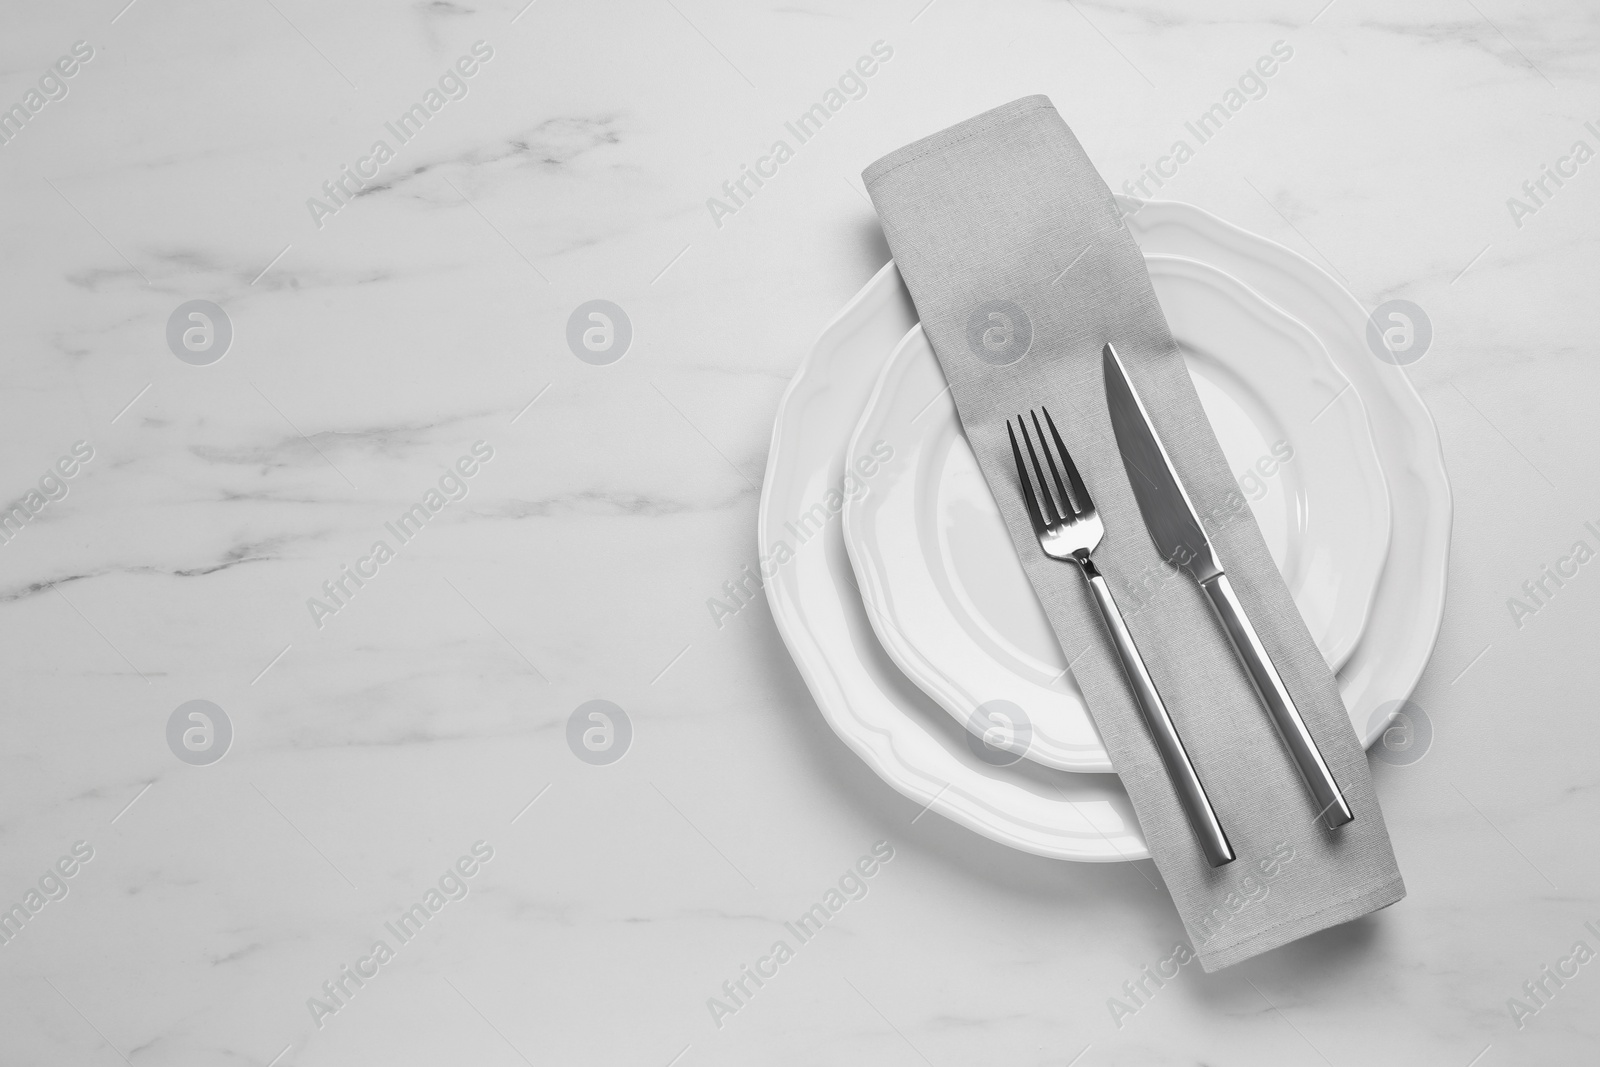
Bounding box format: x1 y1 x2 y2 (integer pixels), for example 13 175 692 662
3 2 1598 1064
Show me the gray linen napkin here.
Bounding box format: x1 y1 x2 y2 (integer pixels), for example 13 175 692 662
863 96 1403 971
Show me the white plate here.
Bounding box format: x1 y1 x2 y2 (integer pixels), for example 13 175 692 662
759 198 1451 861
842 255 1391 771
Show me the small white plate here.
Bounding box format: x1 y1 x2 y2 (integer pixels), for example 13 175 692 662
842 255 1391 771
759 198 1451 861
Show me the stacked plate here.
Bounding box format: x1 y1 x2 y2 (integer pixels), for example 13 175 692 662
760 199 1451 862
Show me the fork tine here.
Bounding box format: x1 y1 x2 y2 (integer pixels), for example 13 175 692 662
1007 420 1048 535
1041 407 1093 516
1031 410 1076 518
1018 414 1062 525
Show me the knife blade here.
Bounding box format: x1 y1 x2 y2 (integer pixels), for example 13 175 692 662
1101 343 1353 829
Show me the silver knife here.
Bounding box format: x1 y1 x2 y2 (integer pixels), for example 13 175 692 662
1101 343 1353 829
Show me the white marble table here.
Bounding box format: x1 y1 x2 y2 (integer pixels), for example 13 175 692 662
2 1 1597 1063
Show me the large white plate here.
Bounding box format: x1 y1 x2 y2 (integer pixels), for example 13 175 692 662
759 198 1451 861
842 255 1391 771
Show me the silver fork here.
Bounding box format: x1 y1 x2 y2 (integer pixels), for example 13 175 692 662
1009 408 1234 868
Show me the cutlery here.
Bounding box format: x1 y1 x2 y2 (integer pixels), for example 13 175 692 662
1102 342 1354 829
1008 408 1235 867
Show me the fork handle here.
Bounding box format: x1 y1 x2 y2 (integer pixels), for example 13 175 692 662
1081 560 1234 868
1199 573 1353 829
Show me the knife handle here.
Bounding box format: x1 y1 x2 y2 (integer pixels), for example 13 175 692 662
1199 573 1354 829
1082 560 1234 868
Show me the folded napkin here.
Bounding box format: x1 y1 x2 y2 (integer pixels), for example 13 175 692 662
863 96 1403 970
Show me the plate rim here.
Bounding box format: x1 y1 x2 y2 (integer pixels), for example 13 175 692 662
759 263 1150 861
